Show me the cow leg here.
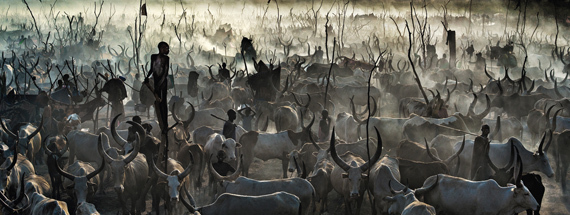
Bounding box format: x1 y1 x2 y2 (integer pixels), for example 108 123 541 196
556 151 561 182
560 162 569 193
151 185 161 215
343 199 351 215
281 156 289 178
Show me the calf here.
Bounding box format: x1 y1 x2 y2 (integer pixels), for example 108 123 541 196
384 180 437 215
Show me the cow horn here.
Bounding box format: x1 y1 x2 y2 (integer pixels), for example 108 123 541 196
350 97 363 124
415 174 439 196
184 102 196 130
171 101 182 124
303 112 315 131
369 96 378 117
227 154 243 181
61 135 69 155
177 152 194 181
537 131 547 155
151 156 170 179
6 172 28 209
181 183 197 212
388 180 405 195
1 143 18 172
474 95 491 120
468 93 478 116
55 157 77 181
330 128 351 171
98 133 118 163
544 105 555 129
485 65 493 80
27 116 43 141
0 117 17 139
424 138 442 161
110 114 127 147
503 140 516 170
42 134 54 155
86 144 106 180
126 121 147 143
359 126 383 172
497 82 503 95
551 108 562 133
526 80 535 94
468 78 474 93
308 130 322 151
445 136 466 165
554 81 563 99
122 133 140 164
543 129 554 153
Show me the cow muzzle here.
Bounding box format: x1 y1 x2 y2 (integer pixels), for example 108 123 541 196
114 186 124 193
288 168 295 173
350 192 360 199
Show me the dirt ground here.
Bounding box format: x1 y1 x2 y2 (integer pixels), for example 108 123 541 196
40 105 570 215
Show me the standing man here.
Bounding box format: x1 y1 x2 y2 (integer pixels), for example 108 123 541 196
222 109 237 140
470 124 491 180
144 42 170 158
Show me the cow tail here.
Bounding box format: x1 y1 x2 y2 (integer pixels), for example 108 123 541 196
311 189 316 214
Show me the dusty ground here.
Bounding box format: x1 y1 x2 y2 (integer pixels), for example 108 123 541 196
36 105 570 215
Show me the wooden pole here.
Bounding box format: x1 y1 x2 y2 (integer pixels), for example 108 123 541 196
447 30 456 69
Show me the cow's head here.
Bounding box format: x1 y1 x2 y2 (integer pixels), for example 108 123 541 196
511 153 539 212
56 155 105 204
298 112 316 145
99 131 140 194
331 127 382 199
385 178 437 215
0 143 17 193
1 116 42 156
151 155 193 202
43 135 69 166
287 150 300 173
221 138 241 161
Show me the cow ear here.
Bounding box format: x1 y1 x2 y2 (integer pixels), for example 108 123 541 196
361 174 369 179
235 142 242 148
342 173 348 178
286 153 290 158
312 152 318 157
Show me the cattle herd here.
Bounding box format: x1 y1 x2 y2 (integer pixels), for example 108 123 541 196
0 0 569 214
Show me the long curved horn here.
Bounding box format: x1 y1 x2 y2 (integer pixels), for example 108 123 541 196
544 105 555 129
497 82 503 96
61 135 69 155
86 143 106 180
415 174 439 196
227 154 242 181
474 95 491 120
551 108 562 133
308 130 322 151
55 158 77 181
177 152 194 180
42 134 54 155
537 131 547 155
0 117 17 139
554 81 563 99
184 102 196 130
122 133 140 164
151 156 170 179
302 112 315 131
180 183 196 213
350 97 363 124
2 143 18 172
171 101 182 124
544 129 554 153
126 121 147 143
359 126 383 172
110 114 127 147
330 127 351 171
388 180 405 195
445 136 465 164
468 93 478 116
98 133 117 163
27 116 43 140
503 140 516 170
425 138 442 161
